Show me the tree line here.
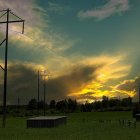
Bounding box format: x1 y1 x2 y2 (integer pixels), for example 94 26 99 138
27 96 133 113
0 96 134 116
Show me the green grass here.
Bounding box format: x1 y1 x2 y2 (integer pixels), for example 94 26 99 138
0 111 140 140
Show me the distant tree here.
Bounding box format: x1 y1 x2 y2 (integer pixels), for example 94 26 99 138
81 104 85 112
49 100 56 109
81 101 93 112
102 96 109 108
56 100 68 112
121 97 132 107
109 98 120 108
93 101 102 110
67 98 77 112
27 99 37 110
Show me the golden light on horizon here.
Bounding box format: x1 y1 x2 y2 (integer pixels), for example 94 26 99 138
114 89 136 98
68 80 115 103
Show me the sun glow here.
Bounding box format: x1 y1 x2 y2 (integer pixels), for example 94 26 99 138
68 55 132 103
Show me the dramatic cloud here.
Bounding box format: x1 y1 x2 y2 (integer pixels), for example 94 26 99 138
115 80 137 91
0 0 76 65
63 55 131 102
113 77 140 100
0 54 132 104
0 62 102 104
0 62 45 105
45 64 102 101
78 0 130 20
0 1 139 104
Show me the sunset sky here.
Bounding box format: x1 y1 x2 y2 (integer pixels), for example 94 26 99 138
0 0 140 104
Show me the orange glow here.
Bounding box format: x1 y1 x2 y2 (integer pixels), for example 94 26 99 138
114 89 136 97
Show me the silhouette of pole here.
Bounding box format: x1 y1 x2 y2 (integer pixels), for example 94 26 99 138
0 8 25 128
3 8 9 129
37 70 40 113
43 74 46 116
40 70 47 116
43 72 51 116
139 86 140 104
17 96 20 111
40 70 51 116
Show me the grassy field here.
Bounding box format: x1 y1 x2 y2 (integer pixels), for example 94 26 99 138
0 111 140 140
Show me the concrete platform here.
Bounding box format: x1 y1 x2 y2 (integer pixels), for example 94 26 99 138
27 116 67 128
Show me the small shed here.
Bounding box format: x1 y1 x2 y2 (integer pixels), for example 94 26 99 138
136 114 140 122
27 116 67 128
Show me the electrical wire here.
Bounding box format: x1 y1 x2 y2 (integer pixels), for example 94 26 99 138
0 12 7 19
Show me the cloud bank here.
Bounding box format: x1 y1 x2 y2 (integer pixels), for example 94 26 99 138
78 0 130 20
114 77 140 100
0 0 75 65
0 62 102 104
0 54 131 104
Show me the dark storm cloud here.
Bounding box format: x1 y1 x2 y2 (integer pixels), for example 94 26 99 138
45 64 102 101
76 92 97 100
0 63 39 105
115 77 140 101
0 63 102 104
116 80 137 91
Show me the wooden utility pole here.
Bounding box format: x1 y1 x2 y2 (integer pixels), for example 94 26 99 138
43 73 46 116
0 9 25 128
138 86 140 104
37 70 40 113
40 70 51 116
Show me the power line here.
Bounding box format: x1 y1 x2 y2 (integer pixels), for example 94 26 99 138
20 33 66 60
10 11 23 20
0 12 7 19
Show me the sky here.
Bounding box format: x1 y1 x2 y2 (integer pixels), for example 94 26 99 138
0 0 140 104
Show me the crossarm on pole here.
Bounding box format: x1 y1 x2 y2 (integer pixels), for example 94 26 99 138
0 20 24 24
0 39 6 46
0 65 5 71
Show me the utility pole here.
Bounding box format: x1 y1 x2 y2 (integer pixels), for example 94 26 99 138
17 96 20 111
43 72 51 116
37 70 40 113
43 73 46 116
18 96 20 106
0 9 25 128
40 70 51 116
138 86 140 105
41 70 47 116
